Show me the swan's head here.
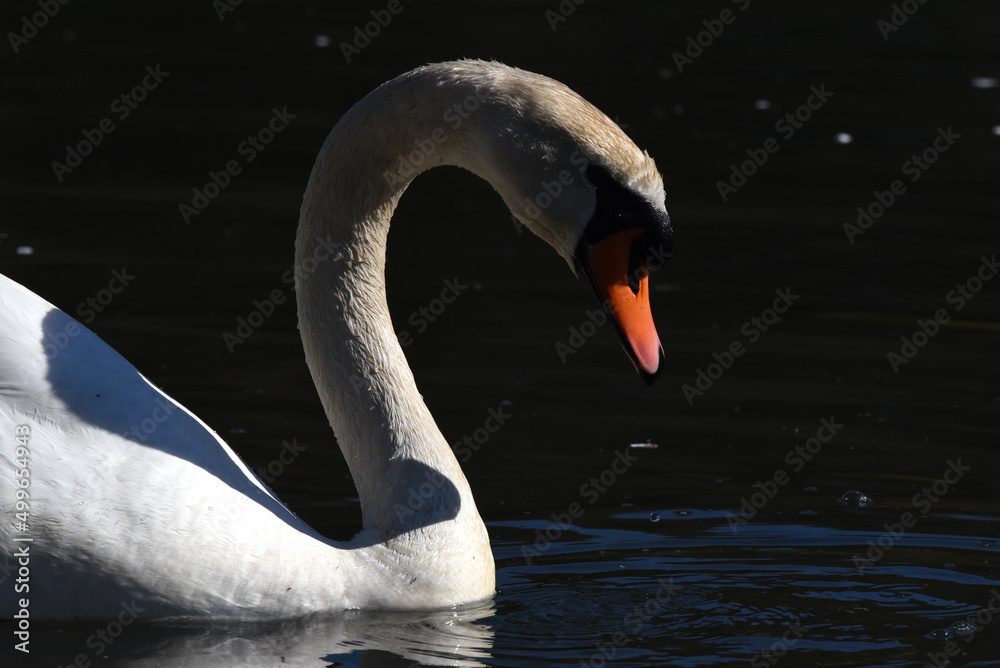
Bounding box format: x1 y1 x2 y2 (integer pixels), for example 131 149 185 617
567 162 673 385
470 62 674 383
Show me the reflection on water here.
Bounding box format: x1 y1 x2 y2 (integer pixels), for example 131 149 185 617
24 603 496 667
3 0 999 666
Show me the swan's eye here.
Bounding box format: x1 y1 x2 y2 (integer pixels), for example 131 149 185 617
627 264 645 296
626 228 671 296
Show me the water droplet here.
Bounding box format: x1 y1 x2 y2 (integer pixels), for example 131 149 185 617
971 76 1000 89
981 540 995 548
314 35 331 48
650 513 661 523
677 510 690 517
753 99 771 110
926 628 952 644
630 440 658 449
838 490 873 509
834 132 853 144
804 485 818 492
16 246 33 256
950 621 976 638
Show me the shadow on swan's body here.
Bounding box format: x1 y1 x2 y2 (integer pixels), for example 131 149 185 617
0 60 672 621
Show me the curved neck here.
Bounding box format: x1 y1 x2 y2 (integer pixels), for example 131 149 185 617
295 68 498 537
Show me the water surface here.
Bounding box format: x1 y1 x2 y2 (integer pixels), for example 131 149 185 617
2 1 999 666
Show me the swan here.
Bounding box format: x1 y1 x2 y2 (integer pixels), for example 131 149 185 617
0 60 672 621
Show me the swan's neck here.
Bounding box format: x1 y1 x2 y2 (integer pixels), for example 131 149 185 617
295 70 500 557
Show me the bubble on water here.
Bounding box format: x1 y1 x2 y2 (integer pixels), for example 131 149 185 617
926 627 952 644
950 621 977 639
971 76 999 89
649 513 661 523
838 490 873 509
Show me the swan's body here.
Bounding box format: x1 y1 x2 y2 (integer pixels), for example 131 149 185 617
0 60 672 621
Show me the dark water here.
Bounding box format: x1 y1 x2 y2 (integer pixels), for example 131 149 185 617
3 1 1000 666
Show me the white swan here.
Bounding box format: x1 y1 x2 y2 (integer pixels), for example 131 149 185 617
0 60 672 621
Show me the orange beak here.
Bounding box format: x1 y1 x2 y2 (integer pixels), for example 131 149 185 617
580 228 663 384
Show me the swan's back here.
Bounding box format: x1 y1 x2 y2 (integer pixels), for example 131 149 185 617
0 274 337 619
